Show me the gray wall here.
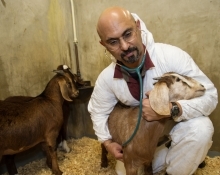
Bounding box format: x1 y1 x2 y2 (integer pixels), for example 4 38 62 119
0 0 75 97
0 0 219 152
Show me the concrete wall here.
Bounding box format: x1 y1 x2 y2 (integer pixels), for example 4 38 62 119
0 0 219 153
0 0 75 97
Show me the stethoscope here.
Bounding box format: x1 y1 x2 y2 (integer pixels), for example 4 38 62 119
106 48 146 147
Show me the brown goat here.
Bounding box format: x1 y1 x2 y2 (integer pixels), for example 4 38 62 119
101 72 206 175
0 66 79 175
3 97 72 152
2 99 70 175
1 65 85 175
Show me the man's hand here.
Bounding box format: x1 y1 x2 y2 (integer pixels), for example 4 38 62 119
103 140 123 162
142 98 171 121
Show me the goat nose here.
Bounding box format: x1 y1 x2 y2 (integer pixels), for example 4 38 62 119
72 90 79 97
75 90 79 96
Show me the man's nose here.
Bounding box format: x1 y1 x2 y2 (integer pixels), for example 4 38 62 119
119 38 130 50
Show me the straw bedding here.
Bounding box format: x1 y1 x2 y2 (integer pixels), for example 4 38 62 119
3 137 220 175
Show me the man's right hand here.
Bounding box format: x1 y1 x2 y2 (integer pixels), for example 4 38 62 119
103 140 123 162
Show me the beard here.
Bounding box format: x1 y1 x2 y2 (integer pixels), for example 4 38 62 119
121 47 140 64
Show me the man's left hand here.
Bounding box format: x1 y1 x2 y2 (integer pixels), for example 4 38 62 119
142 98 171 121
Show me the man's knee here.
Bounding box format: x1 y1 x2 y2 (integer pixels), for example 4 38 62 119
187 117 214 144
165 117 214 175
170 116 214 146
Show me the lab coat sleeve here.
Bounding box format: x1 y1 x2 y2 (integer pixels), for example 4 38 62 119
88 69 118 142
159 44 218 122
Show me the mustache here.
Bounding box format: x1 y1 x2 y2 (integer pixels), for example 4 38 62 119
121 47 137 58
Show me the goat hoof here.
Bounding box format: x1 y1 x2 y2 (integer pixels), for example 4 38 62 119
198 161 206 168
46 160 52 169
53 170 63 175
64 147 71 153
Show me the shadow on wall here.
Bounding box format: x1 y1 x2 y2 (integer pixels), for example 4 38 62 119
0 57 10 99
1 0 6 7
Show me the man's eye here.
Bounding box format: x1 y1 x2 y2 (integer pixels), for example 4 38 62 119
109 40 118 46
124 31 132 39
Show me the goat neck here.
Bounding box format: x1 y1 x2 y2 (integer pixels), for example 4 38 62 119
40 75 65 103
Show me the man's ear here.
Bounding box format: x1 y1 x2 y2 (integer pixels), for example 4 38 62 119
99 40 105 46
136 20 141 30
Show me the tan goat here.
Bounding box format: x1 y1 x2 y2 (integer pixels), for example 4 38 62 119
101 72 206 175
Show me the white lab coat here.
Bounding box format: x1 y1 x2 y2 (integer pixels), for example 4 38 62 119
88 14 218 175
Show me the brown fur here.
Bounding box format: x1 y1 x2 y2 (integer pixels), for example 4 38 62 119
0 67 79 175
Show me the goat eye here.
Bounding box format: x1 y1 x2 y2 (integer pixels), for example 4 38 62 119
176 78 180 82
182 82 191 87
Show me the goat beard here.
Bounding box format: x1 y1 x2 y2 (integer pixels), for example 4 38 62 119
121 47 139 64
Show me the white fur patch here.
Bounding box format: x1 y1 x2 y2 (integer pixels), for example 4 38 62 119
63 65 69 70
58 142 62 148
62 140 71 153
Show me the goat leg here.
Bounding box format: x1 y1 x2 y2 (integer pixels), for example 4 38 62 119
42 141 62 175
41 142 52 169
100 143 108 168
41 142 63 175
50 148 63 175
4 155 18 175
56 101 71 153
143 162 153 175
124 163 137 175
45 138 63 175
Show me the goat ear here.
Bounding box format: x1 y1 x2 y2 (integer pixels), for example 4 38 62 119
149 82 170 115
58 79 73 102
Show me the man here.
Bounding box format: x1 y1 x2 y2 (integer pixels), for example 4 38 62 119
88 6 217 175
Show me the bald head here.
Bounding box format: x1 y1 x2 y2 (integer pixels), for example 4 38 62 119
97 7 135 40
96 7 144 68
